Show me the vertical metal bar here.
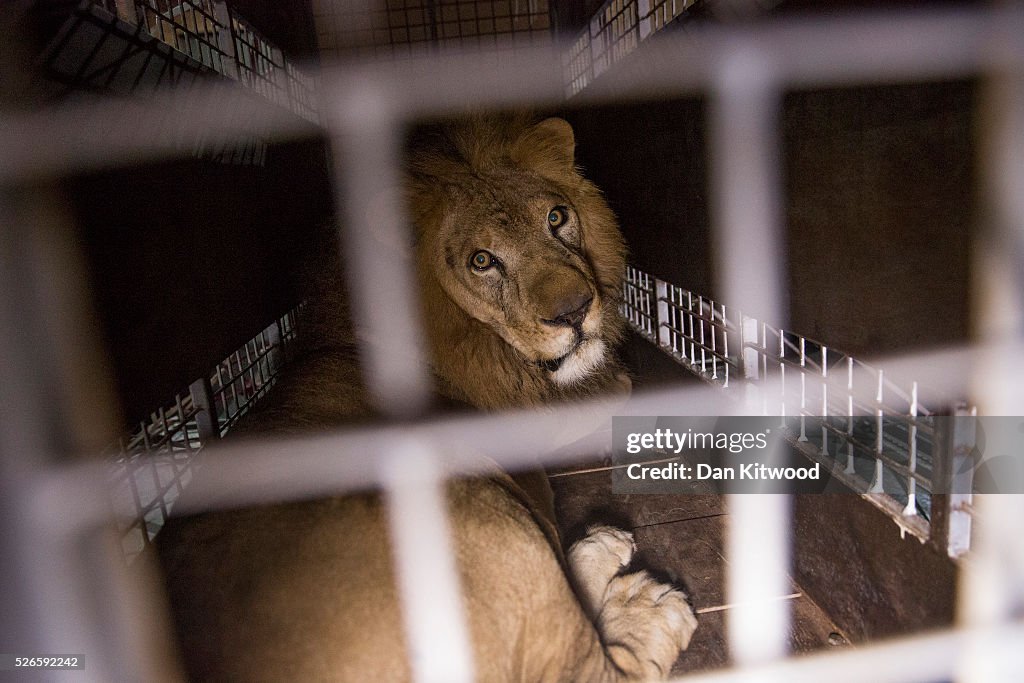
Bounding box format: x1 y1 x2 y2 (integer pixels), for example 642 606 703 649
710 42 790 667
779 329 786 421
741 314 760 380
634 269 642 330
327 90 432 417
760 321 768 386
0 180 163 681
710 301 719 380
381 442 475 683
902 382 918 516
946 405 975 558
721 303 730 388
725 494 791 667
644 271 654 336
709 45 787 331
189 376 220 443
798 336 807 441
958 24 1024 678
820 346 829 456
845 357 856 474
972 8 1024 418
698 294 707 372
869 370 885 493
687 290 696 365
739 312 760 406
172 393 190 495
325 77 468 680
657 278 671 350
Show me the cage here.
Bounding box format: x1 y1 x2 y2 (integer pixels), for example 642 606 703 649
1 0 1023 681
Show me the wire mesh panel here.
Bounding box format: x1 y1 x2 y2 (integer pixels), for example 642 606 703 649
590 0 639 81
106 306 300 560
108 391 202 558
654 280 735 384
312 0 552 60
229 10 288 108
286 61 320 123
211 308 299 435
621 265 657 341
83 0 319 122
622 266 971 548
134 0 229 73
640 0 696 39
564 0 697 94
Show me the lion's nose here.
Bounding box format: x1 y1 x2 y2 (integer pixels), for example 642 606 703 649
547 292 593 328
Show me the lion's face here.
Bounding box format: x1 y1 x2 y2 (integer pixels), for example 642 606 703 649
410 116 627 405
426 165 607 385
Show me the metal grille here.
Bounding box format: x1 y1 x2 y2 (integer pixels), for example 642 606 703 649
134 0 228 73
107 306 300 561
565 0 696 94
229 11 287 109
621 269 967 547
211 308 298 435
641 0 696 38
312 0 552 60
621 265 656 341
286 61 320 123
109 391 202 559
2 4 1024 683
83 0 319 122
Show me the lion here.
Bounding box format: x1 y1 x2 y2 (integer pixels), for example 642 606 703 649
156 116 698 682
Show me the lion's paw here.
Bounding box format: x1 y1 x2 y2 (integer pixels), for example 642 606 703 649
567 526 636 620
599 571 697 681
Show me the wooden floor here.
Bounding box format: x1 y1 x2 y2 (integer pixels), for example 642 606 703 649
549 463 850 676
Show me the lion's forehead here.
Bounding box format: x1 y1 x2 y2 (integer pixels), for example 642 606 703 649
451 166 569 213
445 172 572 241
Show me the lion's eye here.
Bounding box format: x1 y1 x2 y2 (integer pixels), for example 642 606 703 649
547 206 569 230
470 250 495 271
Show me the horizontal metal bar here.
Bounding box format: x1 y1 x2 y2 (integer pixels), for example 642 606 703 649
0 81 319 183
28 336 1016 532
2 7 1022 184
666 620 1024 683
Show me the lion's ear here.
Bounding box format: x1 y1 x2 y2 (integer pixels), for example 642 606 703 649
511 117 576 176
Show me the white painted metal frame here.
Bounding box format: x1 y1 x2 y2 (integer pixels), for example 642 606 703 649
1 5 1023 682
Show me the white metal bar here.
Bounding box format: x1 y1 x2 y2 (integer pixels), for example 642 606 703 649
721 304 730 387
957 28 1024 677
902 383 918 517
54 339 1003 520
972 7 1024 416
325 87 432 417
381 442 474 683
0 9 1018 183
724 493 791 667
657 278 671 349
39 382 740 525
709 35 790 666
709 46 785 337
820 346 829 455
664 621 1024 683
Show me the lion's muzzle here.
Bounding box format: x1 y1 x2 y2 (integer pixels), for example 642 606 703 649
534 267 595 330
541 292 593 329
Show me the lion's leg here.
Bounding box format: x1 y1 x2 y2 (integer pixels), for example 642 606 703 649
598 571 698 680
566 525 636 619
567 526 698 681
